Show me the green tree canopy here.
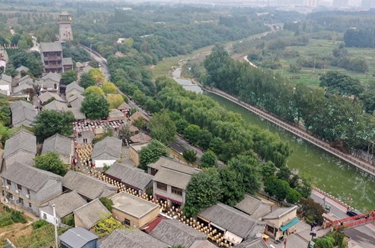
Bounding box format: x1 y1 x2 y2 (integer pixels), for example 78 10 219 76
99 197 113 211
183 149 197 164
102 82 118 94
183 124 201 145
139 140 169 170
107 94 124 109
219 166 245 206
61 70 78 85
299 198 325 225
264 176 290 201
200 151 218 168
33 110 75 142
319 71 364 97
84 86 105 96
79 72 96 89
34 152 67 176
81 93 109 120
148 111 176 145
94 216 125 238
184 169 222 217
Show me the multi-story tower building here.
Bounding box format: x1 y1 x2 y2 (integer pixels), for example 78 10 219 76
40 42 63 73
59 12 73 41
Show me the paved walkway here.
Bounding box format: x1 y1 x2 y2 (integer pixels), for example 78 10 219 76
203 86 375 177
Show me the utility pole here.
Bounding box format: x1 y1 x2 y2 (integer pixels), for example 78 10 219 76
90 44 92 59
52 204 58 248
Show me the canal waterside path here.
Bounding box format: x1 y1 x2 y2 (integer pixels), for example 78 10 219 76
202 86 375 177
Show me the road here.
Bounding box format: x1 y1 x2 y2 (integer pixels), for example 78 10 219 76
85 44 205 160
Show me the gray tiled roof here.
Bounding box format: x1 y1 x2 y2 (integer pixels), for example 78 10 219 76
12 84 33 95
129 112 149 122
0 74 12 84
150 157 200 189
62 57 73 65
63 171 117 200
262 206 297 220
101 229 168 248
129 133 152 143
106 162 153 191
110 191 158 218
59 227 98 248
44 100 67 111
18 75 34 86
1 162 62 192
42 133 72 158
198 203 266 240
38 92 64 103
65 108 86 120
91 137 122 161
10 101 36 127
236 238 269 248
73 199 111 229
235 194 272 219
40 42 62 53
39 191 86 218
15 66 29 72
117 102 132 110
42 72 61 83
66 81 84 95
150 219 207 248
67 94 84 109
108 109 124 119
3 129 36 159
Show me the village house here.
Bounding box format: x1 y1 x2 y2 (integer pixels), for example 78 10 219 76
117 102 132 115
39 191 86 225
2 163 62 215
10 100 37 127
101 229 168 248
107 109 125 122
59 227 99 248
67 94 85 109
36 72 61 93
105 162 153 193
129 133 152 144
150 219 207 248
109 191 159 228
91 136 122 168
235 239 269 248
73 199 111 231
3 129 36 167
0 73 12 95
44 100 67 111
62 57 73 72
62 171 117 201
129 142 149 166
42 133 74 165
198 203 266 245
40 43 63 73
148 157 200 206
129 111 149 123
235 194 273 219
65 81 84 96
12 83 33 98
262 206 299 241
38 91 64 104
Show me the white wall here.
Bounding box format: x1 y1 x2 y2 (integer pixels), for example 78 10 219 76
94 159 116 168
0 85 10 95
39 210 61 225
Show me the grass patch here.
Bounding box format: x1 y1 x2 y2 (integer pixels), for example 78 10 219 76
152 56 182 80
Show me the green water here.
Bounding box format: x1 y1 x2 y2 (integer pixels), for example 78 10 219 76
208 93 375 212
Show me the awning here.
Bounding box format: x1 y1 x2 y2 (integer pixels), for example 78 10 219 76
280 217 299 232
223 231 243 245
262 233 269 239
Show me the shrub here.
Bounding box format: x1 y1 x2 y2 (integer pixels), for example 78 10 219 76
61 215 75 227
32 220 49 230
11 210 27 223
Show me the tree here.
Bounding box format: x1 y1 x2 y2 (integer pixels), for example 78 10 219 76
99 197 113 211
102 82 118 94
79 73 96 88
219 166 245 206
84 86 105 96
198 129 212 150
33 110 75 142
319 71 364 97
260 161 276 179
139 140 169 170
94 216 125 238
148 111 176 145
184 169 222 217
107 94 124 109
175 119 189 134
183 149 197 164
183 124 201 145
360 90 375 113
299 198 325 225
118 123 134 145
61 70 78 85
200 151 217 168
81 93 109 120
88 68 106 85
276 166 292 181
228 155 261 194
34 152 67 176
264 176 290 201
133 117 147 130
286 188 301 204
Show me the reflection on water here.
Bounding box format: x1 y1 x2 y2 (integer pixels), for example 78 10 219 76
173 68 203 94
208 93 375 212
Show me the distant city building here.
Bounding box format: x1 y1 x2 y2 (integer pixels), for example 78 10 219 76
333 0 349 7
303 0 317 7
59 12 73 41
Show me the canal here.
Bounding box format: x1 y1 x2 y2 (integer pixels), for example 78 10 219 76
208 93 375 212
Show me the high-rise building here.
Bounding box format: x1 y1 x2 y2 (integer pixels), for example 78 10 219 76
362 0 375 8
303 0 317 7
58 12 73 42
333 0 349 7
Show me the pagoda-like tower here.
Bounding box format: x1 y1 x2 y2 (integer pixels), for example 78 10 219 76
59 12 73 41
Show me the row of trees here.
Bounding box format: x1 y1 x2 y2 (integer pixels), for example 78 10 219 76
203 49 375 154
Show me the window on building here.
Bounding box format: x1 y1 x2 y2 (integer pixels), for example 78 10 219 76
27 189 30 195
156 182 167 191
17 184 22 191
6 180 11 186
267 225 275 234
29 203 32 208
124 218 130 227
171 187 183 196
19 198 23 205
43 213 47 219
7 193 13 199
